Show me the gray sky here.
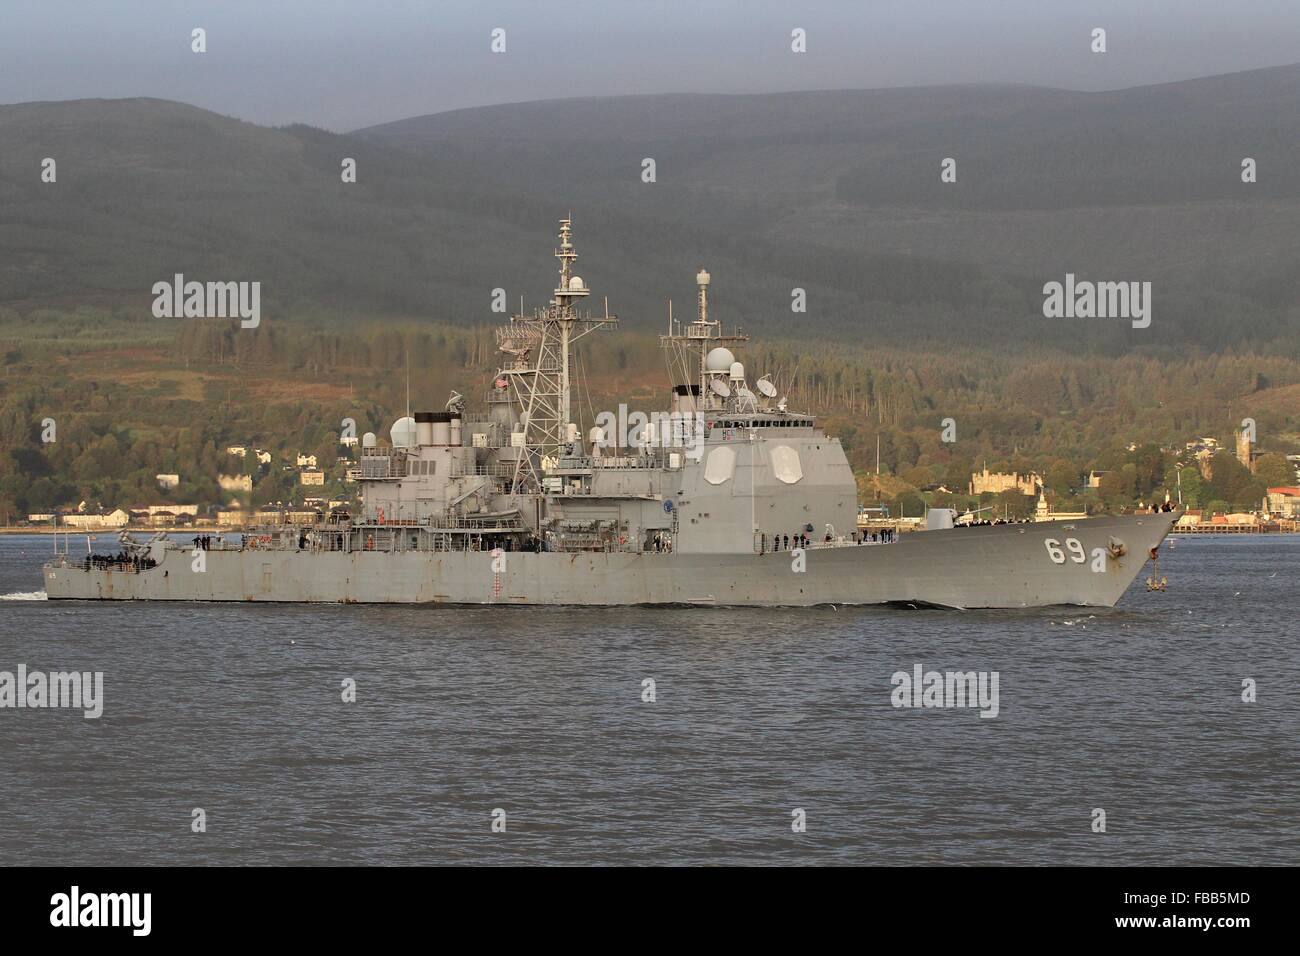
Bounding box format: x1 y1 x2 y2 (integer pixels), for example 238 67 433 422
2 0 1298 131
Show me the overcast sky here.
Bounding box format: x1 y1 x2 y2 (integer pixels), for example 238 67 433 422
2 0 1298 131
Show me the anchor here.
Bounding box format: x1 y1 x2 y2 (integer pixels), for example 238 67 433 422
1145 545 1168 592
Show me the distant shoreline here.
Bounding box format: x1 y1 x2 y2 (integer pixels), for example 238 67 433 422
4 525 1298 538
0 526 235 535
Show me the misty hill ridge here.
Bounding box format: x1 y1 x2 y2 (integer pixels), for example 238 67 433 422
356 62 1300 145
1 65 1298 353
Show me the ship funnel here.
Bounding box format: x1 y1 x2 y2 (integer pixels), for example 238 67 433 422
414 411 435 446
416 411 452 445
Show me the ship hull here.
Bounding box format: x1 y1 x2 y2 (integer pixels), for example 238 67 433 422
41 514 1177 608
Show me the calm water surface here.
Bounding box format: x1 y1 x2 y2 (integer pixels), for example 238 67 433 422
0 533 1295 865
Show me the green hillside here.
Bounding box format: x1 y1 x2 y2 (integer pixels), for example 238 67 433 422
1 66 1299 353
1 70 1298 522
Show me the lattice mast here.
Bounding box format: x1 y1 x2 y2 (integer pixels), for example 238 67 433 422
494 218 616 493
659 268 748 412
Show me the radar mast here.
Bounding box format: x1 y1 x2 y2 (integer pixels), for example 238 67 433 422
660 267 748 412
493 218 617 493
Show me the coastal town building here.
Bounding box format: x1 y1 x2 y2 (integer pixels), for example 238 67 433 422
970 465 1042 497
60 509 130 530
300 469 325 486
218 474 253 493
1236 427 1257 474
130 509 185 527
155 473 180 490
1195 449 1216 480
143 504 198 517
1266 487 1300 518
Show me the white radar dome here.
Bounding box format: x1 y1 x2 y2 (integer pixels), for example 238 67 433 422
705 347 735 373
390 416 418 449
729 361 745 381
567 275 586 291
362 432 377 448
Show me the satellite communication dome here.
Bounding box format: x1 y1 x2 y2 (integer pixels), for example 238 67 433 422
362 432 377 448
705 347 735 373
390 416 418 449
729 361 745 381
567 275 586 291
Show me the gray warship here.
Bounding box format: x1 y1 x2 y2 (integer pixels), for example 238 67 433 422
43 219 1177 607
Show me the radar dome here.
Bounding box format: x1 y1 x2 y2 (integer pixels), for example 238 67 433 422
361 432 377 448
729 361 745 381
705 347 735 373
390 416 417 449
567 275 586 291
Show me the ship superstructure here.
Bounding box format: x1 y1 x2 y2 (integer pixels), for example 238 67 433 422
42 220 1178 607
326 218 854 558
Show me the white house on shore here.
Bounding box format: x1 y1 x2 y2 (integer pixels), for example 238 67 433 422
60 509 130 530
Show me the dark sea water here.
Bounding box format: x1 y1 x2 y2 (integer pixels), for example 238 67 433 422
0 532 1295 866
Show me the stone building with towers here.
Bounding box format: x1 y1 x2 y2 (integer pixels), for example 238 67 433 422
1236 426 1257 474
969 464 1042 497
